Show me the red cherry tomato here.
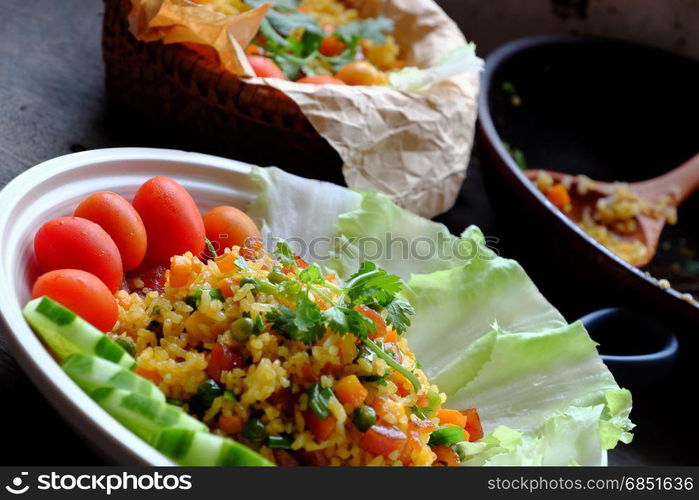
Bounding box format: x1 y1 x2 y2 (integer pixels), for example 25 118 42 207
32 269 119 332
203 206 261 255
247 55 286 79
132 177 206 267
74 192 147 270
296 75 347 85
34 217 123 293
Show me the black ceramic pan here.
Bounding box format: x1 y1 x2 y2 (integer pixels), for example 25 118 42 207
477 35 699 338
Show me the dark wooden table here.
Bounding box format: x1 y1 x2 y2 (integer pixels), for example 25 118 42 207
0 0 690 466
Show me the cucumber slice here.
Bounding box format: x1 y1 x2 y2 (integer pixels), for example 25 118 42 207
155 429 274 466
23 296 136 370
89 386 207 444
62 354 165 402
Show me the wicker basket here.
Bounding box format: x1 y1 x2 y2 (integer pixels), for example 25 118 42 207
102 0 343 181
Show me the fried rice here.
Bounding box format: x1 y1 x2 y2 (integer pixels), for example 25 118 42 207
111 243 448 466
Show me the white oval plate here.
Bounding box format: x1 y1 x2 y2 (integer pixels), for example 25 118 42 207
0 147 608 466
0 148 263 465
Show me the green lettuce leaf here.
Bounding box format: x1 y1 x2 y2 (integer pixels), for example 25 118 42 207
389 44 484 92
247 167 633 465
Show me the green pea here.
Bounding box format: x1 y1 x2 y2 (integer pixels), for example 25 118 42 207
230 317 255 342
267 270 288 284
115 337 136 357
244 417 267 443
197 378 223 408
352 405 377 432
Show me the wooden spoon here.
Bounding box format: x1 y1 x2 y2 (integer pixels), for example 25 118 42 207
525 153 699 267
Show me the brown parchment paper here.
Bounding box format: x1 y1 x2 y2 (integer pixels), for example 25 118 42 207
127 0 479 218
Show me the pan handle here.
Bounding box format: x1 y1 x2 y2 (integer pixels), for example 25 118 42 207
579 308 679 390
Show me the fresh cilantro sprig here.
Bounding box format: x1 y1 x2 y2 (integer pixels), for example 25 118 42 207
264 257 420 391
245 1 395 80
266 294 325 344
273 239 297 268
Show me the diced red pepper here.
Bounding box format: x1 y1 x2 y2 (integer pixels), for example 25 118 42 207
207 343 244 380
304 410 336 442
359 424 407 459
460 407 484 442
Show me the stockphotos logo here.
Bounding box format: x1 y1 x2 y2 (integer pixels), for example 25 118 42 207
2 471 192 496
4 472 29 495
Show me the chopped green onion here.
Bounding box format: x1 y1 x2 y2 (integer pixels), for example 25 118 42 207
307 383 333 420
428 426 466 447
239 277 259 290
253 315 265 334
267 434 294 450
205 238 218 259
362 338 421 392
243 418 267 443
223 390 236 402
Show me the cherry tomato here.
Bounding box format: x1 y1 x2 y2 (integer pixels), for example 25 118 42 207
74 192 147 270
247 55 286 79
34 217 123 293
319 36 347 57
132 176 206 267
203 206 261 255
335 61 386 86
32 269 118 332
296 75 347 85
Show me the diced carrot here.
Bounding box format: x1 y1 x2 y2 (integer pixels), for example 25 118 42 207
359 425 407 459
207 343 244 380
334 375 368 409
546 184 571 209
437 408 467 428
245 43 263 55
432 445 460 466
399 427 420 465
390 372 412 397
370 395 391 418
169 255 191 287
301 362 315 383
384 328 398 343
305 410 336 442
217 278 234 298
295 256 309 269
460 408 484 441
215 252 237 274
354 304 386 339
218 414 244 434
135 366 162 384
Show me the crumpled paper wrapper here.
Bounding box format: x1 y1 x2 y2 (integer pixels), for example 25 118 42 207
128 0 479 218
